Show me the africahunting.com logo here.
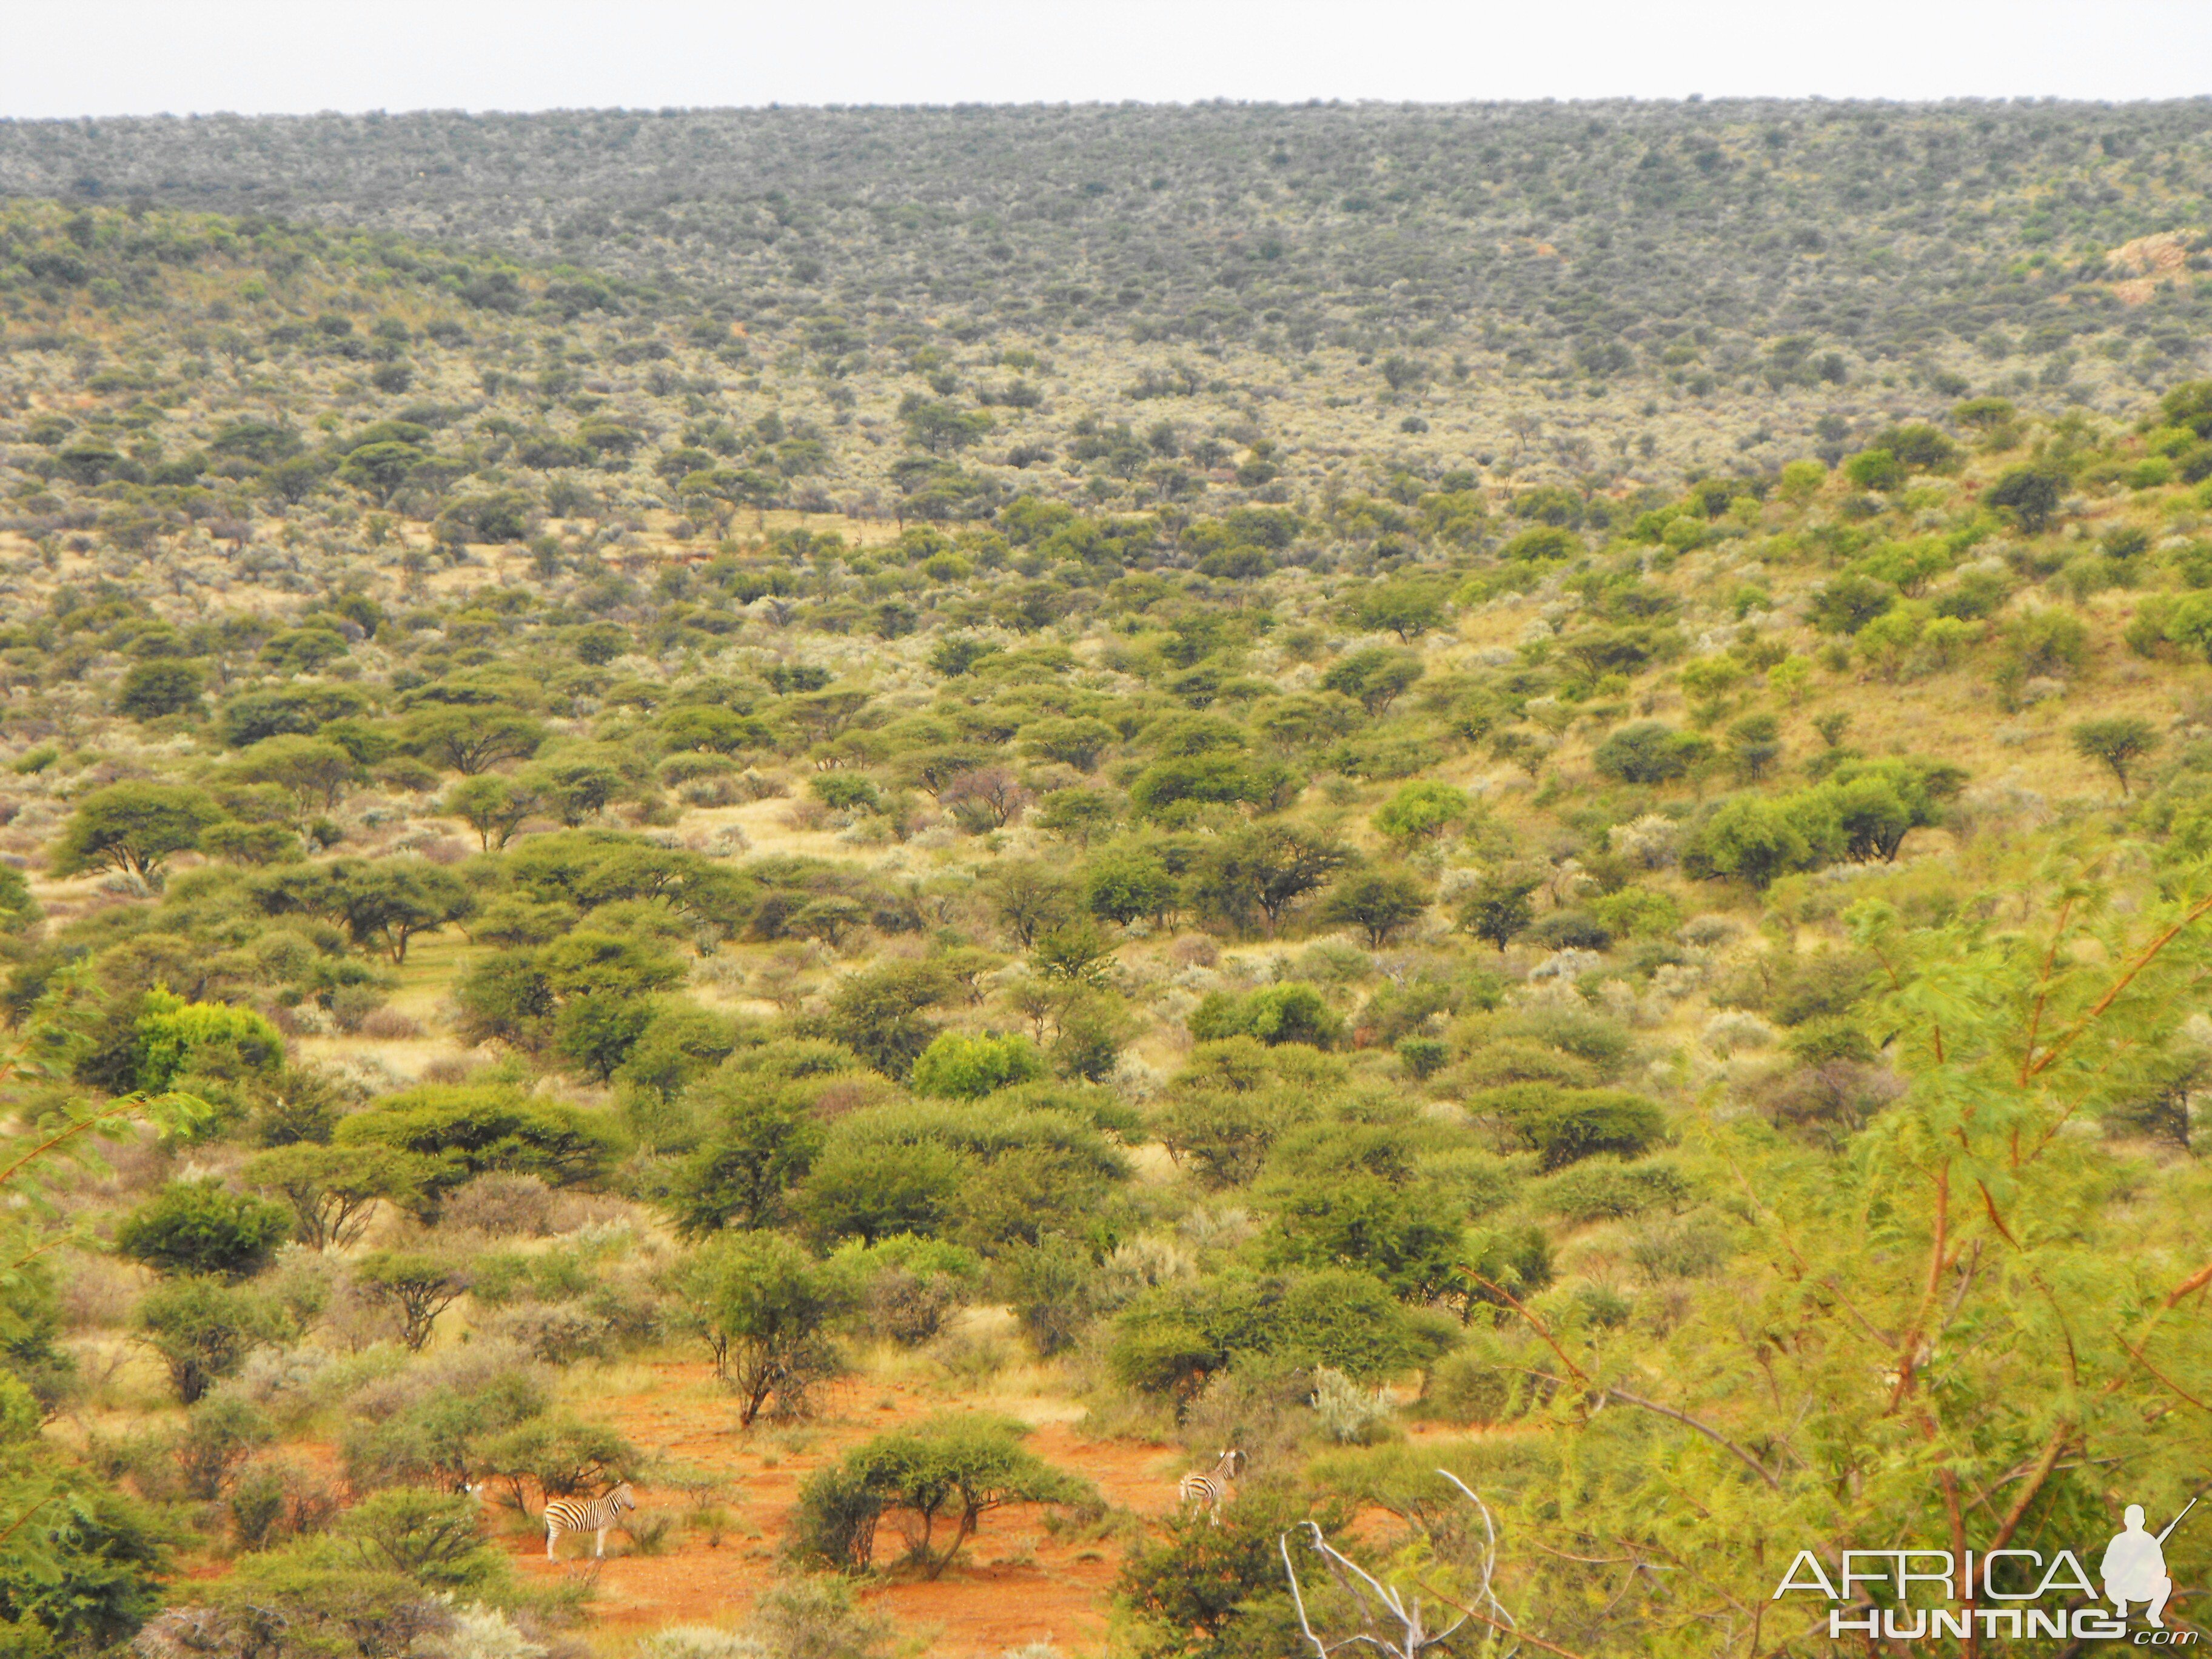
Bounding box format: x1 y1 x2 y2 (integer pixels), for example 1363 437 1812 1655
1772 1499 2198 1644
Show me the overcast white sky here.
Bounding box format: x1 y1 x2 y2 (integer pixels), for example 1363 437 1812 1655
1 0 2206 117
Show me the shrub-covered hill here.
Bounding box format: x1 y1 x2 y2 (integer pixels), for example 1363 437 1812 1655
1 183 2211 1657
5 100 2210 392
7 98 2212 510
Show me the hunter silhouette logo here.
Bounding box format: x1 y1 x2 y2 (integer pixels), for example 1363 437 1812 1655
1771 1498 2200 1644
2104 1499 2194 1630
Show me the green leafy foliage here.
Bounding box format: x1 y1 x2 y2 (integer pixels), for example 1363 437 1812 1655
9 112 2212 1659
662 1231 846 1426
115 1181 292 1279
908 1031 1047 1099
333 1087 620 1199
793 1413 1093 1578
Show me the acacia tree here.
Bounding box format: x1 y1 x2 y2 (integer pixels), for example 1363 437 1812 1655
798 1415 1092 1579
354 1252 471 1352
2071 716 2161 796
1986 464 2065 533
1347 580 1446 643
1456 873 1540 951
1193 825 1351 935
984 861 1073 948
523 755 628 825
255 858 476 963
52 784 224 885
443 775 539 851
228 736 366 830
403 706 547 775
243 1144 436 1250
1319 869 1431 948
665 1231 845 1427
1319 648 1424 716
115 1182 292 1280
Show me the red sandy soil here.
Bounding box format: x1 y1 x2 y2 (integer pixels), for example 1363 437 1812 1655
503 1362 1184 1656
165 1356 1485 1655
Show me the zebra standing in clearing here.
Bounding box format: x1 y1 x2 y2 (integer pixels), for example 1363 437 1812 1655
1178 1449 1244 1525
543 1481 638 1560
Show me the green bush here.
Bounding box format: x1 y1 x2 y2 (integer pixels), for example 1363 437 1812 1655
745 1577 894 1659
1450 1224 1554 1318
1807 574 1896 635
827 1234 982 1346
1589 886 1682 939
206 1542 441 1659
116 1181 293 1280
788 1464 885 1578
1396 1036 1450 1081
1495 1005 1635 1076
796 1139 965 1247
797 1100 1129 1250
479 1415 638 1504
1187 984 1344 1050
0 868 38 938
1842 447 1903 492
135 1278 290 1403
1680 794 1821 888
995 1232 1104 1356
1986 464 2066 532
908 1031 1047 1099
662 1232 846 1426
1260 1176 1462 1303
791 1414 1093 1578
664 1094 823 1238
1526 911 1611 951
335 1489 509 1592
1500 525 1578 561
1371 779 1470 843
1111 1269 1452 1401
0 1486 167 1652
551 991 657 1082
218 684 373 748
1118 1488 1353 1659
1477 1085 1669 1170
1592 722 1709 785
1421 1347 1523 1426
333 1087 621 1199
809 773 882 813
821 961 953 1076
1413 1147 1521 1217
1537 1159 1695 1221
341 1373 548 1495
1082 844 1178 926
616 1004 747 1103
117 659 205 721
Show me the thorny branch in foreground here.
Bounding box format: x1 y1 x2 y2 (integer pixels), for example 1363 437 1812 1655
1281 1470 1523 1659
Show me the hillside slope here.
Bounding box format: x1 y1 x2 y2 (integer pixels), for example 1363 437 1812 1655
1 169 2211 1659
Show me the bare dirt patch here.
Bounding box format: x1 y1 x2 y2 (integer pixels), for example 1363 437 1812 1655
503 1361 1183 1656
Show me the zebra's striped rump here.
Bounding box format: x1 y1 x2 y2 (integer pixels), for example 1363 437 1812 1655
1176 1450 1245 1524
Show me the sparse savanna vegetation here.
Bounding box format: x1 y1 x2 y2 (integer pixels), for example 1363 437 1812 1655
0 100 2209 1659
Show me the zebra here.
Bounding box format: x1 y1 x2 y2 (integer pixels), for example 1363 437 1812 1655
543 1481 638 1560
1177 1449 1245 1524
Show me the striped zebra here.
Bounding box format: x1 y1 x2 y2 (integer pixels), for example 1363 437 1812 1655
543 1481 638 1560
1177 1449 1245 1524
